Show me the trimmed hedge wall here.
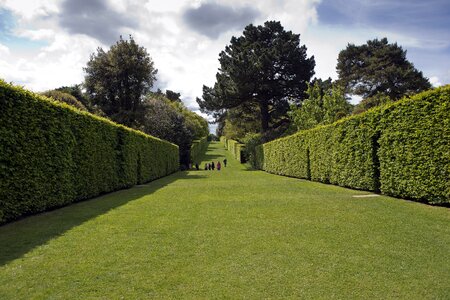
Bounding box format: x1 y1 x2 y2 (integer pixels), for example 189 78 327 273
255 86 450 205
377 88 450 202
190 136 208 163
221 137 246 163
0 81 179 224
220 136 228 149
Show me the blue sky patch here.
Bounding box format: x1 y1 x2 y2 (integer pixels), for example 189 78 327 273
0 9 48 49
317 0 450 48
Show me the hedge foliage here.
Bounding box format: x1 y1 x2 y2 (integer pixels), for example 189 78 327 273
220 137 246 163
255 86 450 205
190 136 208 163
0 80 179 224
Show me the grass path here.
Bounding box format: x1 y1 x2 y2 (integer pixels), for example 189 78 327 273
1 142 449 298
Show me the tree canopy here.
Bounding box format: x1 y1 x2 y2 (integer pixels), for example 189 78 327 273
139 92 209 166
336 38 431 100
197 21 315 133
289 79 352 131
84 35 157 127
41 90 88 112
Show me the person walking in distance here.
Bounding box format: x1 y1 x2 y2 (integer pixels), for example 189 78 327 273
217 161 221 171
211 161 215 170
223 158 227 167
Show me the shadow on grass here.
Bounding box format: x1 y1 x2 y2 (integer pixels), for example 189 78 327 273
0 171 206 266
241 164 258 171
200 152 224 162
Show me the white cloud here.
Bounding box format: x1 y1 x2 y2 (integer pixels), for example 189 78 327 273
429 76 442 87
0 43 10 55
18 29 55 41
0 0 447 121
1 0 60 20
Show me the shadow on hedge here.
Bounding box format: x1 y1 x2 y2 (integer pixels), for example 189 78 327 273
0 171 206 266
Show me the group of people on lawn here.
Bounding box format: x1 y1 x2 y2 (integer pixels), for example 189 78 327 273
193 159 227 171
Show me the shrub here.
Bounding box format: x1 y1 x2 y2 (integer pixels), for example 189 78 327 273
240 133 263 168
190 136 209 164
221 137 246 163
220 136 228 148
41 90 88 112
377 87 450 204
255 86 450 204
0 80 179 224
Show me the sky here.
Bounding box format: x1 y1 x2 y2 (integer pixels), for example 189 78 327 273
1 0 449 131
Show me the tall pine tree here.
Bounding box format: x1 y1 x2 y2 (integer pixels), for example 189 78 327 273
197 21 315 133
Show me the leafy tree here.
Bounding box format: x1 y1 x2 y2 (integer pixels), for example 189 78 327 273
139 93 209 167
140 96 192 147
41 90 88 112
51 85 106 116
84 35 157 127
197 21 315 133
139 96 192 167
165 90 181 102
337 38 431 100
322 85 352 123
352 93 392 115
54 85 90 107
221 103 261 140
289 81 352 131
169 101 209 140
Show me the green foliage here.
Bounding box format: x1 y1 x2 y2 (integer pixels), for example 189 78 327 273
139 94 208 167
222 105 261 140
170 101 209 140
41 90 88 111
377 87 450 204
53 85 106 116
207 134 217 141
337 37 431 100
190 136 209 164
0 80 179 224
289 80 352 131
255 86 450 204
221 137 246 163
140 96 192 149
165 89 181 102
240 133 263 168
198 20 315 132
84 35 157 127
353 93 392 115
220 136 228 148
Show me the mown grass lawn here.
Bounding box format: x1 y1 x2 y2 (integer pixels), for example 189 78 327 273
1 142 449 299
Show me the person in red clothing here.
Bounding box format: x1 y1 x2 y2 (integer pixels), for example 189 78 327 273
217 161 221 171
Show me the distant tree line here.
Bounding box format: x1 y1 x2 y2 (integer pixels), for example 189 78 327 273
42 36 208 167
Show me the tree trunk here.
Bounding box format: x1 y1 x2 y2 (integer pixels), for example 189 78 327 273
259 100 269 133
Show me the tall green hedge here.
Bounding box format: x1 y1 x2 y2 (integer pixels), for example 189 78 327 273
377 88 450 203
255 86 450 205
221 137 246 163
220 136 228 148
190 136 208 164
0 81 179 224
